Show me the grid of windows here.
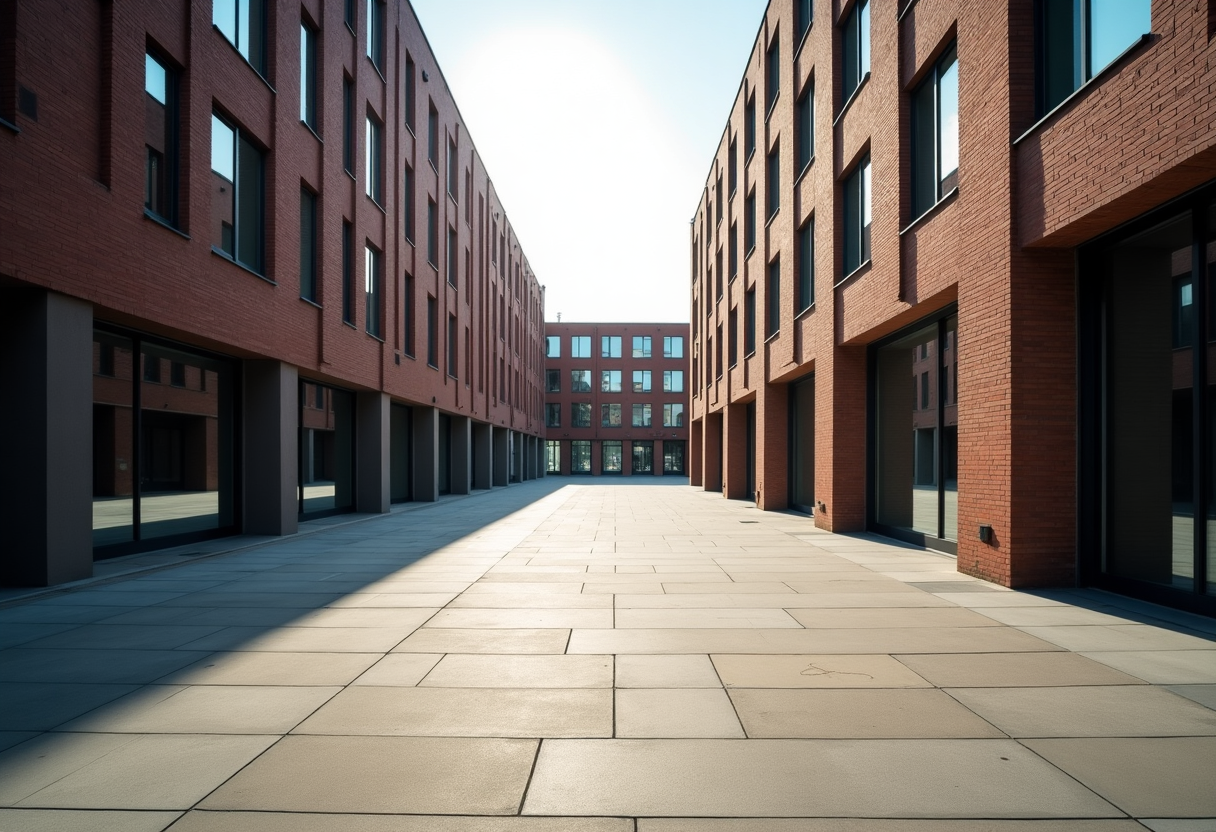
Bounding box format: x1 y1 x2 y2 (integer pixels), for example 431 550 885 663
912 44 959 217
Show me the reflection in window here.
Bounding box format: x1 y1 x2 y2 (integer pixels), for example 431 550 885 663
633 370 651 393
912 44 959 217
571 440 592 473
601 403 622 428
299 381 355 517
145 52 178 226
1039 0 1150 115
843 154 871 276
633 440 654 474
211 113 264 273
632 404 652 427
842 0 870 103
214 0 266 73
664 336 684 358
603 440 623 473
571 369 592 393
601 335 622 358
571 403 591 427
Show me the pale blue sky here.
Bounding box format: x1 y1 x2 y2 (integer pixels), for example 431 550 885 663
409 0 769 322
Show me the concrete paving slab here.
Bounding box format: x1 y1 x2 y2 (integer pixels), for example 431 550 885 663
1021 625 1216 652
1078 650 1216 684
728 689 1005 738
616 689 744 738
638 821 1147 831
1167 684 1216 710
349 653 444 686
198 736 537 815
325 593 459 608
392 628 570 654
425 609 614 629
895 652 1147 687
287 607 439 628
0 733 38 753
446 593 613 608
0 649 210 685
179 625 423 653
0 808 182 831
615 655 722 688
615 609 803 628
713 654 931 688
18 623 227 651
166 814 632 832
420 654 613 688
0 623 82 650
787 607 1001 628
0 605 141 625
0 682 140 731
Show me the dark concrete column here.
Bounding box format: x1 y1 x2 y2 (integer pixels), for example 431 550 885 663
493 427 510 487
413 406 439 502
473 422 493 489
0 290 93 586
702 411 724 492
356 391 390 513
244 360 299 536
450 415 472 495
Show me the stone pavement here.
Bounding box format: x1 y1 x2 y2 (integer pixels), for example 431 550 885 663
1 479 1215 831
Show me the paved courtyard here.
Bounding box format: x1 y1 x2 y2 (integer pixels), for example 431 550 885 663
1 479 1215 831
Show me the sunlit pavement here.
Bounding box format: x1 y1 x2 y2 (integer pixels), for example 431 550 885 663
1 478 1215 832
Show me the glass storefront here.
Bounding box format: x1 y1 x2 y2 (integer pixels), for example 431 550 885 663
546 440 561 473
872 312 958 553
632 440 654 474
790 374 815 513
663 440 686 475
602 440 623 474
92 328 236 555
571 440 592 473
299 380 354 516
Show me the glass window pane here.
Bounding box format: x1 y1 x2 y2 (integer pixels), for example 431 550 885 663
213 0 237 48
300 383 355 515
93 333 135 547
236 133 262 271
145 54 167 104
210 115 234 181
1208 203 1215 594
859 0 870 77
1089 0 1149 77
939 51 959 185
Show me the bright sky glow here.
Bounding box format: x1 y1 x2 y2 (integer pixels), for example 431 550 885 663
409 0 768 323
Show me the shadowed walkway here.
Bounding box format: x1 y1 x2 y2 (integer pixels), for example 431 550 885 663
1 479 1214 831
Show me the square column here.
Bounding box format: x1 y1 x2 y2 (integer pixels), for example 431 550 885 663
450 415 472 495
413 406 439 502
702 412 723 492
0 290 93 586
244 360 300 535
356 391 390 513
493 427 510 487
723 404 749 499
473 422 493 489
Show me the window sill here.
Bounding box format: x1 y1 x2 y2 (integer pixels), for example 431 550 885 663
367 195 387 213
834 71 870 127
301 121 322 143
143 210 189 239
764 330 780 344
300 297 323 310
213 25 275 92
900 186 959 236
210 247 274 285
795 302 816 321
897 0 918 22
794 156 815 186
794 25 813 59
765 207 780 228
368 57 386 84
342 320 357 330
427 362 439 370
834 258 871 289
765 93 780 123
0 116 19 135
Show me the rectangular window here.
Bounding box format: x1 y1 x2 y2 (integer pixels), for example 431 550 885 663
571 440 592 472
844 154 872 276
632 335 652 358
663 336 684 358
426 296 438 367
427 198 438 265
745 94 756 158
571 335 591 358
170 361 186 387
795 0 813 44
601 403 622 428
601 336 622 358
365 244 382 338
447 136 458 199
403 272 415 355
403 165 414 241
767 257 781 338
427 101 438 169
602 440 623 473
842 0 870 104
546 440 561 473
797 220 814 311
1038 0 1150 115
796 81 814 172
447 226 458 286
571 403 591 428
404 55 416 132
663 403 685 428
144 355 161 383
716 250 724 298
921 370 930 409
716 173 723 225
664 370 684 393
210 112 264 274
912 44 959 217
601 370 622 393
632 403 652 428
365 115 383 204
728 138 738 195
729 308 739 367
745 288 756 355
633 370 651 393
633 440 654 474
745 191 756 254
716 325 723 377
546 335 561 358
342 221 354 323
767 141 780 219
447 313 457 377
342 78 354 174
729 222 738 278
546 403 561 427
571 369 592 393
546 368 561 393
213 0 266 73
300 188 317 302
366 0 384 72
145 52 179 226
300 23 317 130
765 33 780 113
344 0 355 30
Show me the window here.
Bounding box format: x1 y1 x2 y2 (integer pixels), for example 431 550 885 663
745 94 756 158
716 173 723 225
745 190 756 254
365 114 383 204
633 441 654 474
342 221 354 323
170 361 186 387
344 0 355 29
729 309 739 367
300 23 317 130
366 0 384 72
447 136 458 199
214 0 266 74
571 369 592 393
664 370 684 393
342 78 354 174
300 188 317 302
403 272 415 355
601 370 622 393
921 370 930 410
1038 0 1150 115
716 250 724 299
546 440 561 473
427 101 438 169
843 154 872 275
571 403 591 428
571 440 591 472
210 113 264 273
765 33 780 113
745 288 756 355
546 403 562 427
447 313 457 377
426 296 438 367
728 138 737 195
546 369 561 393
602 441 623 473
427 198 437 265
796 81 814 173
546 335 561 358
601 336 622 358
663 336 684 358
633 370 652 393
663 403 685 428
767 141 780 219
404 55 416 132
795 0 813 44
571 335 591 358
145 52 179 227
632 404 652 427
633 335 652 358
767 257 781 338
403 165 414 241
601 403 622 427
716 325 723 377
797 220 814 311
729 222 738 278
912 44 959 217
144 355 161 383
365 244 382 337
842 0 870 104
447 226 458 286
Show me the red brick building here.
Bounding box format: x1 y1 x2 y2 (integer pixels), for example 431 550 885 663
543 323 690 477
690 0 1215 615
0 0 547 586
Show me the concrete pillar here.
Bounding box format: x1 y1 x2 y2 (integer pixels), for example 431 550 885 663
413 406 439 501
0 290 93 586
756 383 789 510
723 404 751 500
355 391 390 513
450 415 472 495
702 411 723 492
473 422 493 489
492 426 510 487
244 361 299 536
689 421 704 486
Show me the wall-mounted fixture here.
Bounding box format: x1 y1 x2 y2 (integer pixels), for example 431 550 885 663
978 524 993 544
